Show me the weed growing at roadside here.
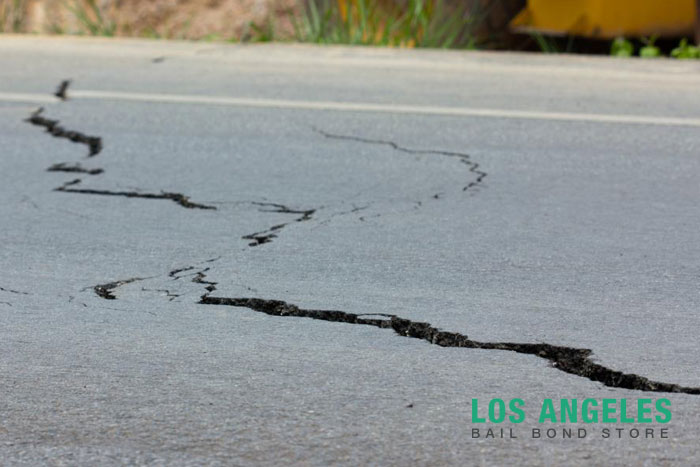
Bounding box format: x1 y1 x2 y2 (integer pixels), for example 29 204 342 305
639 36 661 58
610 37 634 57
67 0 116 36
290 0 478 49
610 36 700 59
671 38 700 59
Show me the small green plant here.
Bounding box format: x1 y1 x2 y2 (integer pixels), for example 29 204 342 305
610 37 634 57
67 0 117 36
173 18 194 40
639 36 661 58
530 32 558 53
200 33 222 42
247 16 276 43
140 27 162 40
671 38 700 59
529 33 575 54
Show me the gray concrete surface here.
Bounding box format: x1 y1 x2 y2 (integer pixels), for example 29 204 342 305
1 36 700 465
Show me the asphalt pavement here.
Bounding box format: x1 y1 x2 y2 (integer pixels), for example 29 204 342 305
1 36 700 465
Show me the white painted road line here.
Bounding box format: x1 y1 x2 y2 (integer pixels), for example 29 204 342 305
0 92 61 104
3 89 700 127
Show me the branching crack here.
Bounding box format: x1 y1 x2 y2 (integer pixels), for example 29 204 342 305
93 277 145 300
314 127 486 192
169 266 196 279
242 202 316 246
55 179 216 210
27 86 217 213
314 204 370 229
193 268 218 295
200 296 700 395
26 108 102 157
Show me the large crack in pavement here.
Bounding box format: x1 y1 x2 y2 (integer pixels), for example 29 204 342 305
200 296 700 395
26 81 694 397
314 127 486 192
26 107 102 157
26 82 215 211
55 179 217 210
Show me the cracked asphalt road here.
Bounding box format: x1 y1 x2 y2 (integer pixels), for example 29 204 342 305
2 36 700 465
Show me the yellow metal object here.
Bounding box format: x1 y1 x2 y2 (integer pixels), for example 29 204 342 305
510 0 696 38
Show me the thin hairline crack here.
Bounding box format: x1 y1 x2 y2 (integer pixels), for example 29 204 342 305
200 296 700 395
48 163 103 175
0 286 29 295
55 179 217 210
313 127 486 192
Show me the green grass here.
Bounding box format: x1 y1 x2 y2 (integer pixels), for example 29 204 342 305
288 0 479 49
11 0 697 60
529 32 576 54
67 0 116 36
247 15 277 43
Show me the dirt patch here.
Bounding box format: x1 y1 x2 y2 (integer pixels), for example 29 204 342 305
14 0 299 40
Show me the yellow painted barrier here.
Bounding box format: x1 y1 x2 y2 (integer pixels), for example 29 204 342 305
510 0 696 38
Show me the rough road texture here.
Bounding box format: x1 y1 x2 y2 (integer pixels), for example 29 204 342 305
2 38 700 466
